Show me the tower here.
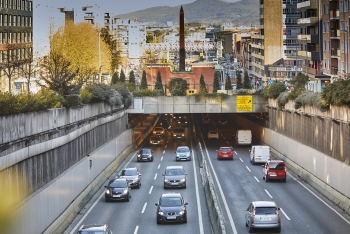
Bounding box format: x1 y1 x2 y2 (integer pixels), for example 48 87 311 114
179 6 185 72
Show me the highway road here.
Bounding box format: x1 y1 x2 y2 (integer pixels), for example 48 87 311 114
63 113 350 234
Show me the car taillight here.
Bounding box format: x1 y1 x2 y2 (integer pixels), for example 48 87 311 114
285 167 287 172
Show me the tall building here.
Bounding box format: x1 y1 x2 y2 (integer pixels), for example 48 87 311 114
0 0 33 93
251 0 301 85
322 0 348 82
298 0 329 92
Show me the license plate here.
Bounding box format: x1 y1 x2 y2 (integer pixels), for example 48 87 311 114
172 183 178 185
142 158 147 160
261 217 272 221
113 195 121 197
167 216 176 219
181 159 187 160
223 155 228 157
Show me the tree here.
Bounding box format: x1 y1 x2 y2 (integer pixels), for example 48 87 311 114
168 78 188 96
289 73 310 100
199 74 207 94
154 71 164 95
213 71 220 93
120 69 126 82
243 70 251 89
100 27 122 72
128 70 136 91
111 72 119 85
140 70 148 89
236 69 243 89
19 49 39 93
0 44 22 92
225 73 233 90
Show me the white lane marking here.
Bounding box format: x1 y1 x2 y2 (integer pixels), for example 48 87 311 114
133 226 139 234
165 145 167 148
163 150 165 154
290 174 350 225
254 176 260 182
158 164 160 169
239 158 243 162
246 166 251 172
154 173 157 180
190 141 204 234
234 151 237 155
161 156 163 161
202 143 238 234
149 186 153 194
265 189 273 198
280 208 291 221
141 202 147 213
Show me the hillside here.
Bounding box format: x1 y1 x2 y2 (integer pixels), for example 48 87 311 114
114 0 259 26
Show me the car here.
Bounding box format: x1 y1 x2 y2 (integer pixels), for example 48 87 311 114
175 146 191 161
163 165 187 189
119 167 141 188
217 146 234 160
104 178 131 202
245 201 281 233
153 126 164 135
202 117 210 123
160 119 170 129
137 148 154 162
172 127 185 140
218 118 228 125
207 130 219 139
155 192 188 224
177 118 188 126
262 160 287 182
150 135 163 145
78 224 113 234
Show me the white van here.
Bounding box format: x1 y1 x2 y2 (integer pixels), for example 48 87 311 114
235 130 252 145
249 145 271 164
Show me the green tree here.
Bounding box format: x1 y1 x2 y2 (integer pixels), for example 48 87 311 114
129 70 136 85
236 69 243 89
288 73 309 100
199 74 207 94
154 71 164 95
213 71 220 93
111 72 119 85
263 82 286 99
168 78 188 96
321 79 350 106
225 73 233 90
120 69 126 82
140 70 148 89
243 70 251 89
100 27 121 72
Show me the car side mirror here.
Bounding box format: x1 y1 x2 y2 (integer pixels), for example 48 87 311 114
155 203 159 206
162 174 165 176
249 150 251 152
185 173 188 175
139 174 142 176
261 165 264 167
277 207 280 210
104 186 108 188
216 150 218 152
184 202 188 205
244 208 248 211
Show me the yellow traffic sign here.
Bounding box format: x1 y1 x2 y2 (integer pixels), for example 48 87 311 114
236 96 253 112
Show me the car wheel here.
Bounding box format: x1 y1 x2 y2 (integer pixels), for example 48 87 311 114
248 224 254 233
151 157 154 162
183 216 187 223
164 185 166 189
245 220 248 227
126 197 130 202
184 184 186 189
265 176 269 182
276 227 281 233
137 183 140 189
157 219 160 224
283 177 286 183
105 197 109 202
252 158 255 165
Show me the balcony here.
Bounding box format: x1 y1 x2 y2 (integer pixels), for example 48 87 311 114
297 17 318 25
331 48 340 57
330 29 340 38
311 34 320 43
331 67 338 75
298 34 311 41
297 0 310 8
330 10 340 20
303 66 317 76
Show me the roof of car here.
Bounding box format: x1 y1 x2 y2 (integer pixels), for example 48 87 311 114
165 165 184 169
252 201 277 207
176 146 189 149
123 167 137 171
161 192 182 198
268 159 285 164
79 224 108 231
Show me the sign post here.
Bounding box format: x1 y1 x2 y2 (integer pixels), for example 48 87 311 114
236 96 253 112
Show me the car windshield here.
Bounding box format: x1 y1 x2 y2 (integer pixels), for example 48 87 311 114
269 163 285 170
160 197 182 207
174 129 184 133
220 147 231 152
165 169 184 176
121 169 137 176
80 232 106 234
140 149 151 154
255 207 276 215
109 180 127 188
155 127 162 131
151 135 161 140
209 131 217 134
177 147 189 152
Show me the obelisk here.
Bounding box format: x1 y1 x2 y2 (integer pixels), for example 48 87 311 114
179 5 185 72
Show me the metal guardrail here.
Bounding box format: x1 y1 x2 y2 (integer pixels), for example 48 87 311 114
199 142 226 234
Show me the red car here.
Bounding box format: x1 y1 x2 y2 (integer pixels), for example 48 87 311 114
262 160 287 182
217 147 234 160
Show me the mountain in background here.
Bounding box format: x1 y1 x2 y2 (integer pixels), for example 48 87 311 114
114 0 259 26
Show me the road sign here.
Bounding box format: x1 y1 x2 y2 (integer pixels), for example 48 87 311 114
236 96 253 112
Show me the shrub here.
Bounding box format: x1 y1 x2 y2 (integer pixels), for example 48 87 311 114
79 87 93 104
263 82 286 99
294 91 328 111
112 83 134 108
321 79 350 106
276 92 289 109
133 89 154 97
85 83 122 107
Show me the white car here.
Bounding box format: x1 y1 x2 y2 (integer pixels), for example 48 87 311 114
208 130 219 139
153 127 164 135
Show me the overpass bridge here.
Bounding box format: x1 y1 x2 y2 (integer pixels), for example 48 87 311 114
127 95 268 114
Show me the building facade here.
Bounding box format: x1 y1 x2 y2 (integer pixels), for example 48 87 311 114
0 0 33 93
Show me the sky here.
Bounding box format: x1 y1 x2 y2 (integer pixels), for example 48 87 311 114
33 0 238 55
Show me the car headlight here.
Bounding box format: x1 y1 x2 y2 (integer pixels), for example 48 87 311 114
176 154 180 157
164 179 169 182
182 134 185 136
123 189 128 194
137 154 141 157
187 153 191 157
158 211 164 215
178 210 185 215
105 189 110 195
180 179 186 182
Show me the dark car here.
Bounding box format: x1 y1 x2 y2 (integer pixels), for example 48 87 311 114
104 178 131 202
175 146 191 161
177 118 188 126
119 167 141 188
163 166 187 189
218 118 228 125
78 224 113 234
155 192 188 224
137 148 154 162
172 127 185 140
150 135 163 145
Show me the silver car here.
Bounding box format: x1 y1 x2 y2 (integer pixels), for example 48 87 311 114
245 201 281 233
119 167 141 189
175 146 191 161
162 166 187 189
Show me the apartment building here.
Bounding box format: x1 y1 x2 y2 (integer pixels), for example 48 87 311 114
0 0 33 93
251 0 301 85
322 0 349 81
